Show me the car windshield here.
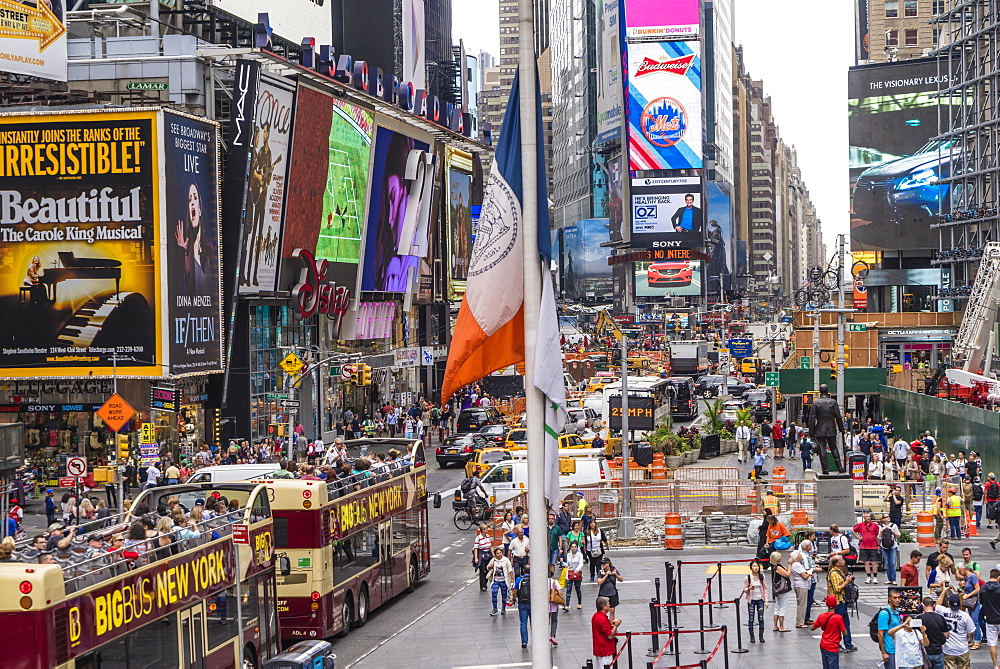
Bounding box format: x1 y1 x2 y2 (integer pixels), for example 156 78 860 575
746 392 768 402
482 451 509 464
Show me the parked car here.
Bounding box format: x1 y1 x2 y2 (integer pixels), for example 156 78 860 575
744 388 775 422
564 406 599 433
505 428 528 450
436 433 488 468
456 406 505 433
695 374 754 398
478 424 509 444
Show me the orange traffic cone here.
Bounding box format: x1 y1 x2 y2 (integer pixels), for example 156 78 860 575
969 511 978 536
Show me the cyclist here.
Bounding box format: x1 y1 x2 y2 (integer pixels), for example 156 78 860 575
462 468 489 520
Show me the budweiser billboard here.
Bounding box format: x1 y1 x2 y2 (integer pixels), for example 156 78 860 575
625 41 702 171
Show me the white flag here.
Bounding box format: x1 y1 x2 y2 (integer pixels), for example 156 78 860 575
533 267 566 505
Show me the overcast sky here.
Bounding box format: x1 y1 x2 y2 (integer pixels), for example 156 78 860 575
452 0 855 251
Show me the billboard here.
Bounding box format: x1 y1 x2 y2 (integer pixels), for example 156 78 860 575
630 176 703 245
239 75 295 294
849 59 952 251
562 219 613 301
163 112 223 375
626 41 702 171
0 110 161 378
608 155 624 243
706 182 733 293
402 0 427 92
211 0 333 42
358 126 432 293
623 0 699 41
0 1 66 82
635 260 703 298
596 0 625 143
316 100 374 263
446 146 474 300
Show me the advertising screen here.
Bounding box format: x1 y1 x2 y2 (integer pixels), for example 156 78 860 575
706 182 733 293
0 0 66 81
630 176 703 245
359 126 432 293
316 100 374 263
446 146 474 300
163 112 223 374
635 260 702 298
596 0 624 144
623 0 699 40
0 110 161 378
562 219 613 301
626 40 702 171
211 0 333 42
849 59 952 251
608 155 624 243
238 75 295 294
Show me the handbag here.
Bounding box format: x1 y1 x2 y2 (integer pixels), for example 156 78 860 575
962 592 979 610
772 571 792 596
548 585 566 606
773 536 792 551
568 570 583 581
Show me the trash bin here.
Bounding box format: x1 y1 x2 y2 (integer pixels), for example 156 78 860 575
264 640 336 669
631 442 653 467
847 451 868 481
700 434 721 459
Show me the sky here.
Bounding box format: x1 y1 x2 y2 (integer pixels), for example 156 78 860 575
452 0 855 251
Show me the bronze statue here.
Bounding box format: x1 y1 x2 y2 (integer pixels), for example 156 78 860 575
808 383 845 474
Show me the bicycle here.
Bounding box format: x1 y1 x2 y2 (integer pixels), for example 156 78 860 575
453 498 494 530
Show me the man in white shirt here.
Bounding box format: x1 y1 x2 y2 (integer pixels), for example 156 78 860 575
893 438 910 470
144 463 160 489
313 436 325 461
937 591 975 664
508 525 530 578
735 422 751 464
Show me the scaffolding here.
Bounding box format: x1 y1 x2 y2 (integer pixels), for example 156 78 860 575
932 0 1000 292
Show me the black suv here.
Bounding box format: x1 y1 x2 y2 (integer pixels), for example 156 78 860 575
695 375 754 398
456 406 505 433
744 388 774 422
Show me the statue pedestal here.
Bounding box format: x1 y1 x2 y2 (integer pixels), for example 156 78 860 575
814 474 855 530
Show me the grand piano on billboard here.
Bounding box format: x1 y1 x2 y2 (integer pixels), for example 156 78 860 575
0 111 161 378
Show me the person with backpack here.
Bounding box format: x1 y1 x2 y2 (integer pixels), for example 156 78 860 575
812 594 847 668
854 511 883 584
986 473 1000 534
827 555 858 652
875 589 904 668
512 562 532 649
974 477 986 529
879 514 902 586
461 469 488 519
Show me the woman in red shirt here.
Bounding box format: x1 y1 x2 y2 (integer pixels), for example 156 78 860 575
772 421 786 460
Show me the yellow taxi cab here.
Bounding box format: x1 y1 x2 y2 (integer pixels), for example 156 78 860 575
741 357 763 375
464 447 512 477
505 428 527 450
585 376 618 394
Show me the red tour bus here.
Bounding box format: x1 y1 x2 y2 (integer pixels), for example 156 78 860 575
262 457 430 640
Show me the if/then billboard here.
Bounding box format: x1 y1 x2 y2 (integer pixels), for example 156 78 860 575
623 0 700 41
0 109 223 378
626 41 703 171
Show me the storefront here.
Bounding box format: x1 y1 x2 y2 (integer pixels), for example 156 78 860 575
879 328 955 368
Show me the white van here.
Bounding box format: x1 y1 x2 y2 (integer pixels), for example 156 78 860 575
185 463 281 484
480 457 610 504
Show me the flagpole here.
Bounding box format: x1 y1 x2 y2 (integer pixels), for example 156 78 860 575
517 0 550 664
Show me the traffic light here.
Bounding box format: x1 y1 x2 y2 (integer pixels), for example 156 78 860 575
829 362 838 381
357 364 372 386
117 434 130 460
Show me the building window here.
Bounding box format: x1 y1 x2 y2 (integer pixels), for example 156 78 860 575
904 0 917 16
885 0 898 17
886 29 899 46
932 0 945 14
905 29 918 46
933 28 941 46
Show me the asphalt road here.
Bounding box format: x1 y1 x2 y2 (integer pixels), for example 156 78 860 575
333 456 480 668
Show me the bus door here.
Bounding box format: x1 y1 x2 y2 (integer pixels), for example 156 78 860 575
378 520 395 599
179 602 206 669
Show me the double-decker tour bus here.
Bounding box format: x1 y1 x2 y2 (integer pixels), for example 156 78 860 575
0 482 280 669
261 453 430 640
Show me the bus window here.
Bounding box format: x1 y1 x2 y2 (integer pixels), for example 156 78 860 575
78 610 181 667
483 464 512 484
207 588 239 650
334 527 379 581
250 489 272 523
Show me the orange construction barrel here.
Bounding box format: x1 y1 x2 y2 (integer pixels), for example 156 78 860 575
916 512 935 547
771 466 786 494
651 466 667 480
664 513 683 550
791 509 809 528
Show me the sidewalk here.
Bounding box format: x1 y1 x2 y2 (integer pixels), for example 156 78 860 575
350 546 906 669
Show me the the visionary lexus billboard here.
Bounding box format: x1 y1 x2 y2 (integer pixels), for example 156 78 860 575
625 41 703 171
849 58 954 251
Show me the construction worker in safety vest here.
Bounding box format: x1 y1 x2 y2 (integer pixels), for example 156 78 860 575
763 489 779 516
946 486 965 539
931 488 945 543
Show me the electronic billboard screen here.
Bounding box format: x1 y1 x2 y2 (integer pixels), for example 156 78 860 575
849 59 954 251
623 0 699 40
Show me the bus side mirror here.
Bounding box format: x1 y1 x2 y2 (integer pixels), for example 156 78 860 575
278 554 291 576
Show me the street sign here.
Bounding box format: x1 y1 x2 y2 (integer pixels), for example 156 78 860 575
848 323 867 332
800 356 812 369
265 393 289 400
279 352 305 374
718 351 730 363
341 364 356 381
281 400 301 408
66 456 87 477
329 365 341 377
231 524 249 545
140 422 155 444
764 372 780 387
727 338 753 358
96 394 136 433
59 477 78 489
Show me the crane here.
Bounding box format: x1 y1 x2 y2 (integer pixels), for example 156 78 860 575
595 310 623 342
945 242 1000 391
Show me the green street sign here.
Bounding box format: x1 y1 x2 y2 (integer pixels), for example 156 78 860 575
126 81 168 91
848 323 867 332
800 356 812 369
265 393 289 400
765 372 780 387
329 365 342 377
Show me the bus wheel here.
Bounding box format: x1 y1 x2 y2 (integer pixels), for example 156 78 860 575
406 558 418 593
353 585 369 627
242 644 258 669
335 594 353 638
